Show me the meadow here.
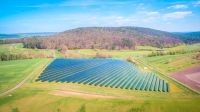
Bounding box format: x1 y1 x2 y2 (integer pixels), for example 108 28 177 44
0 43 200 112
0 44 54 55
0 59 51 93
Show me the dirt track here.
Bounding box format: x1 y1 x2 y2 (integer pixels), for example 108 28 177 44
171 65 200 92
50 90 115 99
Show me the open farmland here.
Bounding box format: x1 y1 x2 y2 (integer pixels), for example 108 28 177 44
0 47 199 112
171 65 200 92
0 58 51 94
37 58 169 92
1 0 200 111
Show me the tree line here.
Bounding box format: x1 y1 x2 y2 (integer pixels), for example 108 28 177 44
0 50 55 61
22 36 136 50
147 49 200 57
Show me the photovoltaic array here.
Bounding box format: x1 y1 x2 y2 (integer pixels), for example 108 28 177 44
37 58 170 92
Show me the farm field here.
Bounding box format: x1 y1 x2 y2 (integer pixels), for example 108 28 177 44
0 87 199 112
0 43 54 55
0 58 51 93
1 0 200 111
0 44 200 112
141 53 200 73
171 65 200 92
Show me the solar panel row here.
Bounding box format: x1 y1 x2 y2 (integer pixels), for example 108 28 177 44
37 58 170 92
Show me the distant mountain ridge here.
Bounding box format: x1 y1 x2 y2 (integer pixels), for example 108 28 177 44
0 32 57 39
173 32 200 44
0 34 21 38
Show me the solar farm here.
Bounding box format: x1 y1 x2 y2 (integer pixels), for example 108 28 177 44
37 58 170 92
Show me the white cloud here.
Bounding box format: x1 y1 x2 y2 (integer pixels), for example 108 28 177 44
193 1 200 6
18 1 128 8
59 1 95 7
59 1 129 7
145 11 159 16
44 14 138 26
112 16 137 25
168 4 188 9
163 11 192 20
18 4 53 8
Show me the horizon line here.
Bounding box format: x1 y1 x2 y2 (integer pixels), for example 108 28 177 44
1 26 200 34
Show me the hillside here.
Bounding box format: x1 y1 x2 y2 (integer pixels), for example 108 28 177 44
174 32 200 44
22 27 184 50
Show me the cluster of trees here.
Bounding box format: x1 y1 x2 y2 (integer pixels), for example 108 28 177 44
175 32 200 44
23 37 42 49
147 49 200 57
195 54 200 60
0 53 25 61
126 56 137 65
0 38 22 44
0 51 55 61
95 52 112 58
22 36 136 50
0 39 3 44
122 38 135 49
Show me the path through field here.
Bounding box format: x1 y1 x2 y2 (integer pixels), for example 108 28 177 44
50 90 115 99
171 65 200 93
0 59 51 96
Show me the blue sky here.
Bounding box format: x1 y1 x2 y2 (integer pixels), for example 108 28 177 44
0 0 200 33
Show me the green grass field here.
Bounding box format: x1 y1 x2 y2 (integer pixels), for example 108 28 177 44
0 43 51 54
0 43 56 60
142 53 200 73
0 87 199 112
0 43 200 112
0 59 52 93
137 43 200 52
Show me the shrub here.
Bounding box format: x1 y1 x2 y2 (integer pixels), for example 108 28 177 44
77 105 86 112
95 52 112 58
126 56 137 65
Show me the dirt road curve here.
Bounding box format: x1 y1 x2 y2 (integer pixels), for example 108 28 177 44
50 90 115 99
171 65 200 93
0 60 50 96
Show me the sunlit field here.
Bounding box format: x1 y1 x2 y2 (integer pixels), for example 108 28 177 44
1 1 200 111
0 43 199 112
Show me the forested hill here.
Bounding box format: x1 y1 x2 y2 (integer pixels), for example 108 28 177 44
4 27 199 50
174 32 200 44
22 27 184 50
